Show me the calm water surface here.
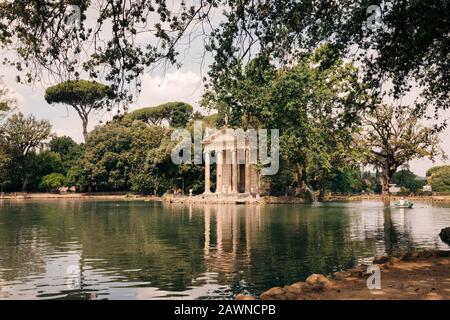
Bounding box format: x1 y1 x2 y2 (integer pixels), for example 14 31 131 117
0 199 449 299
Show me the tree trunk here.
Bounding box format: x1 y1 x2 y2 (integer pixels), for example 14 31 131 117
82 118 89 142
318 183 326 202
381 170 390 196
20 158 28 193
296 165 315 203
21 176 28 193
87 178 93 193
317 170 327 202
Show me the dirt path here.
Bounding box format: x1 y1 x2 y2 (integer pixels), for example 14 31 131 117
308 256 450 300
237 250 450 300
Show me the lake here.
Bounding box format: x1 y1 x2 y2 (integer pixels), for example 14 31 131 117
0 199 449 300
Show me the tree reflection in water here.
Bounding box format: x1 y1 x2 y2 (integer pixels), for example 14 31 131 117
0 200 448 299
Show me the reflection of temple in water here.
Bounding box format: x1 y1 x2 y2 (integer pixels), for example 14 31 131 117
201 205 261 277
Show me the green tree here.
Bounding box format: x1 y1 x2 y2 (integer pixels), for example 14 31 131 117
205 1 450 124
71 117 169 192
170 102 194 128
142 134 179 195
392 169 426 194
203 54 277 128
77 120 137 191
0 1 217 105
66 163 89 192
129 123 203 195
205 45 369 201
68 115 204 195
25 151 65 191
307 124 363 201
49 136 83 173
49 136 78 158
127 105 171 126
0 149 11 192
2 1 448 121
198 113 219 128
45 80 109 141
427 165 450 193
361 171 381 193
426 165 450 178
191 111 204 121
327 166 362 195
357 104 445 195
0 79 16 123
1 113 52 192
127 102 193 128
39 173 66 192
262 162 296 196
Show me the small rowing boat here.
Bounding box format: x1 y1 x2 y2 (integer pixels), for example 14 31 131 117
394 200 414 208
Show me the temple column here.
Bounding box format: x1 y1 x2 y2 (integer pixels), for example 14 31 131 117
232 149 238 193
256 171 260 197
216 150 223 194
204 151 211 194
245 149 251 193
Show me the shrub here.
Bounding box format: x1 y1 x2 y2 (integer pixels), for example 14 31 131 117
39 173 66 192
428 166 450 193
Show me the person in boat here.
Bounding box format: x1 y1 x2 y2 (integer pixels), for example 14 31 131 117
399 197 405 206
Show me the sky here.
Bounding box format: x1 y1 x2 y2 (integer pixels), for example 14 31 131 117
1 6 449 177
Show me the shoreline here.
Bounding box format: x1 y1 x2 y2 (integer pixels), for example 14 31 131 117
1 193 450 203
237 250 450 300
0 192 162 201
322 194 450 203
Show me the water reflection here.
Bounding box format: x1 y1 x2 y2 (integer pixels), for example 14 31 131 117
0 200 449 299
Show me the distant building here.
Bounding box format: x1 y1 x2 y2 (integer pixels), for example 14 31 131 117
423 185 432 192
389 184 401 194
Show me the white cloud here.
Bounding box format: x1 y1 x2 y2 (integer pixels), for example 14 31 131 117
132 69 203 111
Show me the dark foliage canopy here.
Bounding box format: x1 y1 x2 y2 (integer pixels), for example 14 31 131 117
45 80 109 108
127 102 193 127
0 1 447 121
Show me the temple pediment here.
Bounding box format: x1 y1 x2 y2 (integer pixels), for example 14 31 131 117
202 127 257 152
202 127 237 145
